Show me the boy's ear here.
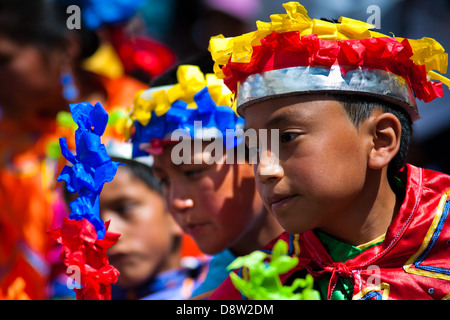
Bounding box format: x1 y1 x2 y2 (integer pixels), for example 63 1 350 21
367 111 401 170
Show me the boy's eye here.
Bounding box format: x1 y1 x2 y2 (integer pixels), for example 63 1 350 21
185 169 203 178
115 201 138 217
280 132 300 144
159 177 170 187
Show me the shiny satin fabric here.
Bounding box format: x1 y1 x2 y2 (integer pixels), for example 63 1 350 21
210 164 450 300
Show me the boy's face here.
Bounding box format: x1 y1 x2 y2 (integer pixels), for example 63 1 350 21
152 142 267 255
243 95 373 235
100 166 181 289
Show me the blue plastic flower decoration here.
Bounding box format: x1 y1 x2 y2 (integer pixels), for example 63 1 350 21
74 0 146 30
131 87 244 157
58 102 121 239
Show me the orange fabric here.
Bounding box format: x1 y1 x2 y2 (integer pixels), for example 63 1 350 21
99 74 148 111
180 234 205 258
0 74 146 300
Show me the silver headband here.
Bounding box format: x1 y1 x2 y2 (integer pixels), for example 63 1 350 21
236 65 419 121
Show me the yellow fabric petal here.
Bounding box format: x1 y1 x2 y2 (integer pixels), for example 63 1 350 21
231 32 258 63
129 65 232 125
131 90 154 126
404 37 448 74
82 42 124 79
177 65 206 98
152 89 171 116
428 71 450 89
337 16 376 39
312 19 338 39
168 84 188 104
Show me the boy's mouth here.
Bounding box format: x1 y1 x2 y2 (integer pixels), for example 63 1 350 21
268 194 298 211
185 222 209 236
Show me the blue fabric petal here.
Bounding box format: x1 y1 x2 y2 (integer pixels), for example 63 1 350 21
58 102 120 239
59 137 77 165
194 88 215 114
131 88 246 156
166 100 189 123
69 196 105 239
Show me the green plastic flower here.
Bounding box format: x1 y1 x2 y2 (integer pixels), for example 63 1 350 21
228 240 320 300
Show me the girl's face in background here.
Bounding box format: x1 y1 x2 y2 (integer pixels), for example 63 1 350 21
100 166 182 289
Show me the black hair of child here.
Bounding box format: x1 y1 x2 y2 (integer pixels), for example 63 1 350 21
0 0 99 60
110 157 163 195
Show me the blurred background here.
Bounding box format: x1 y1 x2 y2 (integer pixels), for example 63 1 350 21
143 0 450 174
0 0 449 300
1 0 449 170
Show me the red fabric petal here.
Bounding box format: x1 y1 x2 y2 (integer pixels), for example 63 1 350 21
47 217 120 300
222 33 438 103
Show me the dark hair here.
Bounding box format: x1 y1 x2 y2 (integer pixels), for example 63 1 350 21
330 93 413 182
111 157 162 195
61 157 162 205
150 51 215 87
0 0 98 59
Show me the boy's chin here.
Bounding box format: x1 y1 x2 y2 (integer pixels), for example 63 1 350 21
273 213 309 235
195 241 226 256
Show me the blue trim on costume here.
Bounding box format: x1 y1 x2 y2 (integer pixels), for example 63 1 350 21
414 199 450 275
360 291 383 300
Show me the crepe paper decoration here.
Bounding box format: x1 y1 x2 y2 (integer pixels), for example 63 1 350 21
227 239 320 300
208 1 450 104
82 42 125 80
130 65 244 156
57 102 121 239
48 102 121 300
48 218 120 300
0 277 31 300
109 28 177 80
107 108 134 141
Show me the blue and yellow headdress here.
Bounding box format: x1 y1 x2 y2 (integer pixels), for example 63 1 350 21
130 64 244 156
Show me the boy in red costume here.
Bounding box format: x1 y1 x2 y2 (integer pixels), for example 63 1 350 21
208 1 450 300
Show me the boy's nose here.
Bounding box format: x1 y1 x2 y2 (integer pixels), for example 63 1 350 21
167 184 194 214
256 151 283 184
170 198 194 214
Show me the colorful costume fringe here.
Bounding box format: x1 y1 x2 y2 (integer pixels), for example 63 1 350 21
48 102 121 300
130 65 244 156
208 1 450 120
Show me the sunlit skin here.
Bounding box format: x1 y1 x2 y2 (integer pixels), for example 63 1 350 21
100 166 183 289
243 95 402 246
152 142 284 256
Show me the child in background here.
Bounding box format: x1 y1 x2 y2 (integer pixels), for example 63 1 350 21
208 2 450 300
100 155 205 300
129 64 284 299
0 0 147 299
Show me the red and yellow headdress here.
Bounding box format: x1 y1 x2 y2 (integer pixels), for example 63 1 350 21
208 1 450 121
